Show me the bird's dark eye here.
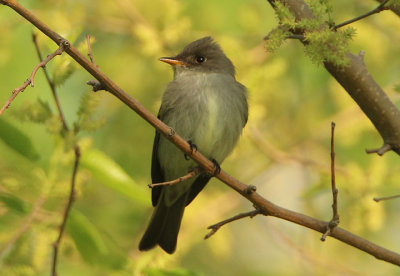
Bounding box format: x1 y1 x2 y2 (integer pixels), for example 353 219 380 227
195 56 206 63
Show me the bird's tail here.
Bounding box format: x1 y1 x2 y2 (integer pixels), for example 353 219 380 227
138 193 186 254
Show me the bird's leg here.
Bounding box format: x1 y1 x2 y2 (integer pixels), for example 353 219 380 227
210 158 221 176
184 140 198 160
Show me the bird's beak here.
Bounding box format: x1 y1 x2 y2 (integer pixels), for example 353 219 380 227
159 57 186 66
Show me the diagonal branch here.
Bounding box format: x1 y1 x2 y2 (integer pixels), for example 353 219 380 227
204 209 261 239
376 0 400 17
266 0 400 155
2 0 400 267
334 0 390 30
374 194 400 202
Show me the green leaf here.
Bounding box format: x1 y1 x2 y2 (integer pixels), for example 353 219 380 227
274 1 296 27
265 27 290 53
67 209 127 269
67 209 108 264
80 149 148 205
0 118 39 161
0 192 29 214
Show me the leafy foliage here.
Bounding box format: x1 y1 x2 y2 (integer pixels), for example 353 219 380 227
11 99 52 124
80 148 148 204
265 26 291 53
0 192 29 214
0 0 400 275
266 0 356 66
303 26 356 66
75 91 106 132
52 54 77 87
273 1 296 28
0 118 39 160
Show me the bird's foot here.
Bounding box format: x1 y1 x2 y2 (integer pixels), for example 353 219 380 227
184 140 198 160
210 158 221 176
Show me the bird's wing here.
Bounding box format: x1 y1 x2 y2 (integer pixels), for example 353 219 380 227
185 174 211 206
151 115 165 206
239 82 249 127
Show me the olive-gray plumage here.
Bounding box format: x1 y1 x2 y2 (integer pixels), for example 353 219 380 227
139 37 248 254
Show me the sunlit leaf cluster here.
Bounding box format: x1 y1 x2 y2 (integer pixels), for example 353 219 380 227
266 0 356 66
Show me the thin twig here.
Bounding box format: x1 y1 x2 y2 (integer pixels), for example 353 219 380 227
334 0 390 30
86 35 106 92
51 145 81 276
0 40 69 115
86 35 97 67
330 122 339 222
365 144 392 156
87 79 107 92
32 33 68 131
375 0 400 17
148 168 201 188
321 122 340 241
286 34 305 40
374 194 400 202
85 35 108 92
205 209 261 239
263 27 305 41
31 35 81 276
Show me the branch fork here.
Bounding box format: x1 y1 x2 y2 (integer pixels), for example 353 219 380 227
205 209 262 240
366 144 392 156
321 122 340 241
0 39 69 115
334 0 390 30
148 167 201 188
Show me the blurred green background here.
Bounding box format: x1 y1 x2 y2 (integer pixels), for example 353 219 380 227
1 0 400 275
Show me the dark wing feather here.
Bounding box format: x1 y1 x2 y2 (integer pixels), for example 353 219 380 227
151 126 164 206
185 174 211 205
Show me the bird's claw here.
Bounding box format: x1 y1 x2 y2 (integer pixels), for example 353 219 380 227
210 158 221 176
184 140 198 160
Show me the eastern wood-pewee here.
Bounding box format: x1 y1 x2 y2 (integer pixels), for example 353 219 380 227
139 36 248 254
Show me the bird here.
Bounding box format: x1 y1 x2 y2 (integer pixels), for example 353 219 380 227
139 36 248 254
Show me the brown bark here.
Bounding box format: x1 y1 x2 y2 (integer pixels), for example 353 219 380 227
268 0 400 154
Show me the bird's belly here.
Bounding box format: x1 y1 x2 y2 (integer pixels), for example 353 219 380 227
159 74 244 179
192 94 224 160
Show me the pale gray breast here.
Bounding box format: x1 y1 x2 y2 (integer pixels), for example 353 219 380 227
189 72 247 162
158 71 247 178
